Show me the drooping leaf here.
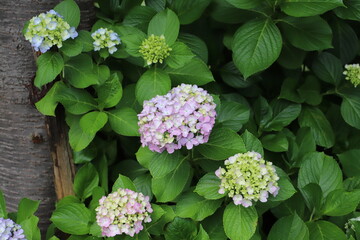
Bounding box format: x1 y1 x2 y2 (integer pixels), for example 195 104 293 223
241 130 264 156
17 198 40 223
226 0 262 9
95 73 123 109
280 0 344 17
112 174 137 192
232 18 282 78
149 151 185 178
35 81 67 116
34 52 63 88
334 0 360 21
217 101 250 131
73 163 99 200
79 111 108 136
178 33 208 63
261 132 289 152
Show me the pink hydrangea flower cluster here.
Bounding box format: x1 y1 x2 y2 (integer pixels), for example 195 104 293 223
96 188 153 237
138 84 216 153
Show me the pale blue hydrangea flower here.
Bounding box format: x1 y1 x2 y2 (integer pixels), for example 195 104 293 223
91 28 121 54
24 10 78 53
138 84 217 153
0 218 26 240
96 188 152 237
215 151 280 207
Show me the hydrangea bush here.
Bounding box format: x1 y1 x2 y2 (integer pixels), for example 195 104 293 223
20 0 360 239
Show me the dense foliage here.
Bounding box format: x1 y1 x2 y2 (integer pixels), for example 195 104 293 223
9 0 360 239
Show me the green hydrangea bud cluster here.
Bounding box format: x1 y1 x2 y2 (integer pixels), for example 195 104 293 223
24 10 78 53
215 151 280 207
91 28 121 54
343 64 360 87
345 216 360 238
139 34 172 65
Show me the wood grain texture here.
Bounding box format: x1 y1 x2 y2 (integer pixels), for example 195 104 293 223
0 0 95 233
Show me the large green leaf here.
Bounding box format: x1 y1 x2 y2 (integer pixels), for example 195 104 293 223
339 88 360 129
334 0 360 21
268 214 309 240
95 73 123 109
60 38 82 57
20 216 41 240
164 217 197 240
226 0 262 9
64 54 98 88
35 81 67 116
17 198 40 224
68 116 96 152
112 174 137 192
232 18 282 78
312 52 342 86
107 108 140 136
306 221 347 240
197 127 246 160
79 111 108 136
34 52 63 88
165 42 195 69
148 9 179 45
280 16 332 51
261 132 289 152
152 158 192 202
223 203 257 240
54 0 80 27
338 149 360 177
135 68 171 104
165 58 214 86
298 152 342 197
194 225 210 240
298 106 335 148
241 130 264 156
170 0 211 24
217 101 250 132
176 192 222 221
195 173 226 200
323 189 360 216
50 203 91 235
280 0 344 17
58 87 97 115
178 33 208 63
73 163 99 200
263 100 301 131
149 151 185 178
123 6 157 32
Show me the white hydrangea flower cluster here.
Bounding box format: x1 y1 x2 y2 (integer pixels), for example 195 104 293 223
138 84 216 153
0 218 26 240
343 64 360 87
24 10 78 53
91 28 121 54
215 151 280 207
96 188 152 237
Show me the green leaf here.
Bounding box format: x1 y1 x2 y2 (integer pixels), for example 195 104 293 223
340 88 360 129
220 62 252 89
135 68 171 104
223 203 257 240
226 0 262 9
0 191 6 218
107 107 140 136
334 0 360 21
79 111 108 135
134 174 153 199
146 0 166 12
298 152 342 197
298 76 322 106
20 215 41 240
50 203 91 235
270 168 297 202
331 19 359 64
17 198 40 223
64 54 98 88
261 132 289 152
217 101 250 132
170 0 211 24
54 0 80 28
34 52 63 88
165 58 214 85
123 6 157 32
300 183 323 214
241 130 264 156
94 65 111 86
194 225 210 240
298 106 335 148
73 163 99 200
112 174 137 192
148 9 179 45
164 217 197 240
197 127 246 160
312 52 342 86
68 115 96 152
149 151 185 178
152 159 192 202
232 18 282 79
277 43 306 69
35 81 66 116
166 42 195 69
195 173 226 200
95 73 123 109
202 209 227 240
306 221 347 240
338 149 360 177
280 0 344 17
263 100 301 131
280 16 332 51
323 189 360 216
268 213 309 240
136 146 155 168
60 38 83 57
176 192 222 221
77 30 94 52
58 87 97 115
178 33 208 63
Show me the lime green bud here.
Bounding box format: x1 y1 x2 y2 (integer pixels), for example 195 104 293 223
139 34 172 65
344 64 360 87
